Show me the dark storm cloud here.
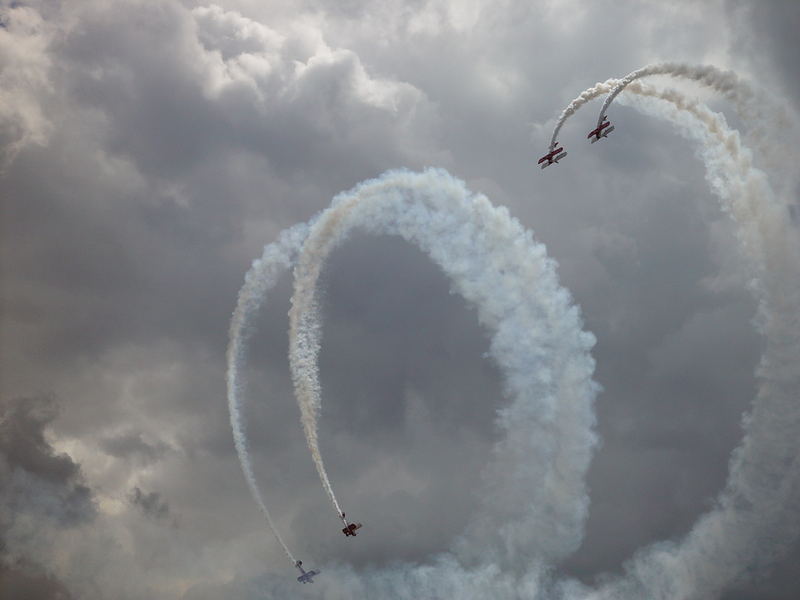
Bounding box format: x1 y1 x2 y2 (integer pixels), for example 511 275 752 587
0 396 94 526
726 0 800 110
0 561 73 600
129 487 171 520
0 396 91 600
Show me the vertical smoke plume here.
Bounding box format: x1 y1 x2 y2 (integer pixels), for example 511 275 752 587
287 204 353 519
226 223 311 566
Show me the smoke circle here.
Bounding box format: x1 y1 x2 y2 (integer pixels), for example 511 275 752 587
228 79 800 598
287 168 600 566
230 169 599 574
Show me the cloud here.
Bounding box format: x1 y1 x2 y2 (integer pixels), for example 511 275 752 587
0 560 73 600
0 4 55 168
1 0 798 598
0 395 93 600
100 431 170 465
726 0 800 110
0 396 95 527
128 487 171 520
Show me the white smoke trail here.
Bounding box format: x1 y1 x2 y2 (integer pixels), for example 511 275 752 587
547 79 621 151
584 89 800 600
541 79 799 599
226 68 799 597
606 64 800 202
288 85 799 595
287 207 349 519
226 223 311 566
287 169 600 565
287 72 787 545
596 63 750 130
550 62 800 179
549 63 799 197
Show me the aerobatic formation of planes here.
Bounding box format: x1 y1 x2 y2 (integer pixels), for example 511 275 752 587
538 115 615 169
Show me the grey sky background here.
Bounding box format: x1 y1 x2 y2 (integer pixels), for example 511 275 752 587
1 0 799 598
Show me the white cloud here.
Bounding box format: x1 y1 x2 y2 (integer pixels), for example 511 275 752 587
0 5 55 167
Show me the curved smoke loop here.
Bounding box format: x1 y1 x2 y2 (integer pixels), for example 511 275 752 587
288 169 600 566
227 65 800 597
549 63 799 196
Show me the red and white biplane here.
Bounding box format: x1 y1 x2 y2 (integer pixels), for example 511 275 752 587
588 117 615 143
340 513 363 537
537 145 567 169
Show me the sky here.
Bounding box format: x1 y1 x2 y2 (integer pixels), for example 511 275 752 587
1 1 799 599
